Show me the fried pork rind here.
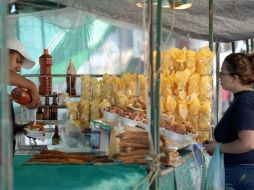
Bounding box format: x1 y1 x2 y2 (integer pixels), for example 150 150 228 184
126 81 136 98
199 75 212 100
138 74 147 97
170 48 186 71
122 73 136 98
117 77 126 92
197 47 214 75
161 50 174 75
176 100 188 122
90 99 101 120
174 69 191 93
66 101 80 120
177 90 187 100
160 96 166 113
81 75 91 100
158 47 213 132
186 50 197 73
91 78 102 100
102 74 113 100
79 100 90 125
188 73 200 97
116 91 129 107
188 98 200 129
110 76 120 104
161 73 175 97
188 98 200 115
165 96 177 114
111 76 119 95
198 101 212 130
99 99 111 111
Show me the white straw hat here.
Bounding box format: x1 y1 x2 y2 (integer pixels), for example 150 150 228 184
6 39 35 69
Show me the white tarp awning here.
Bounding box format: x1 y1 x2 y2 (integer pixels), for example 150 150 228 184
49 0 254 42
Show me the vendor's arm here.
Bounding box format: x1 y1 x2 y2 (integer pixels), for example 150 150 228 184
9 70 40 109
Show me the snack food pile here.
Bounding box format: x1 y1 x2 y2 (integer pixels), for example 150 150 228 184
66 47 214 143
158 47 214 142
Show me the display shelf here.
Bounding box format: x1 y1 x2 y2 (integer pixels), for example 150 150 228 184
35 120 67 125
38 105 67 109
23 74 104 78
39 94 80 97
23 74 122 78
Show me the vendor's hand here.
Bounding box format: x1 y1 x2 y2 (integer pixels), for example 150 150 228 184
203 140 217 156
25 85 40 109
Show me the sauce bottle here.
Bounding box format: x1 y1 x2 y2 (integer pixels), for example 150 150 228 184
50 92 58 120
39 49 52 95
36 101 44 120
43 96 51 120
52 122 60 145
11 87 31 105
66 58 76 96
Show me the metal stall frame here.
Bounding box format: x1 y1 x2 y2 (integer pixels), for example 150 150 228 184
0 0 14 190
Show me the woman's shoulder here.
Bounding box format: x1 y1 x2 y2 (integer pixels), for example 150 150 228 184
234 91 254 107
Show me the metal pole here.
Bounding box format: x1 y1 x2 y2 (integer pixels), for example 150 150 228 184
251 38 254 53
148 0 155 153
246 39 249 53
209 0 214 51
0 0 14 189
154 0 162 158
231 42 235 53
151 0 162 189
215 43 221 125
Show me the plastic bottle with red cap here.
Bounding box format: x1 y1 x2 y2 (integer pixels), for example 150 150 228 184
66 58 76 96
39 49 52 95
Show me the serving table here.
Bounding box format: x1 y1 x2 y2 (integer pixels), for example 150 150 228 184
14 155 148 190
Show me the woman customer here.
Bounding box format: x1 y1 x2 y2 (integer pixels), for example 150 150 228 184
204 53 254 190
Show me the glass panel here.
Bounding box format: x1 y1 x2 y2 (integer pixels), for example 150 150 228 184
0 0 13 189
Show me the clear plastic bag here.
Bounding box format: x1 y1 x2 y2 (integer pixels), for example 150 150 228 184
206 143 225 190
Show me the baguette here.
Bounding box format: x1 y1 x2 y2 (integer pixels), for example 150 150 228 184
120 141 149 149
119 149 149 156
116 131 148 138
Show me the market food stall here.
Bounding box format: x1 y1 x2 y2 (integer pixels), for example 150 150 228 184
1 0 254 190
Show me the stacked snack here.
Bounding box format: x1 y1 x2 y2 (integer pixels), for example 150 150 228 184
90 78 102 120
102 74 114 104
66 101 80 120
79 100 90 127
195 48 214 142
138 74 147 103
158 47 214 142
160 134 180 165
79 75 113 128
115 130 180 165
77 73 147 127
116 131 149 164
122 73 136 98
80 75 91 128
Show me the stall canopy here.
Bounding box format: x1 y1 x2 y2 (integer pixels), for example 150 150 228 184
16 0 253 42
5 0 254 77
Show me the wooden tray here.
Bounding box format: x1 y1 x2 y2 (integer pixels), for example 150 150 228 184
25 150 109 165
